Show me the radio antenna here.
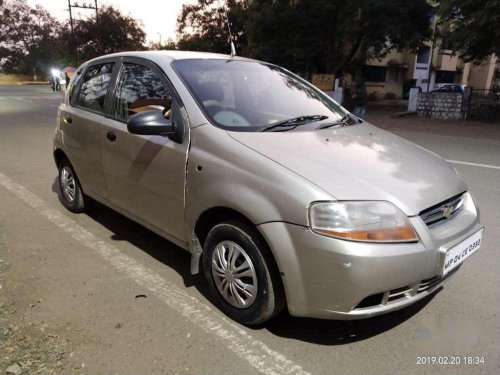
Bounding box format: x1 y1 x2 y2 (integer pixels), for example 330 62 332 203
219 0 236 57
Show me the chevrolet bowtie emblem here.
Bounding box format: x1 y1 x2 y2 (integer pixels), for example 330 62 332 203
443 206 453 218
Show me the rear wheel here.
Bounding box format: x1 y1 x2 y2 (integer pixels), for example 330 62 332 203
57 158 87 213
202 221 285 325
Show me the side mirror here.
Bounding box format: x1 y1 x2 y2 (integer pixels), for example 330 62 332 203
127 110 175 136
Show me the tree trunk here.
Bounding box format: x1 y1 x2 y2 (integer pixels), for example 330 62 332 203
334 34 364 75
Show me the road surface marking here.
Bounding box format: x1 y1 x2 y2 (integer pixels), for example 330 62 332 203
0 171 311 375
447 160 500 170
12 97 33 103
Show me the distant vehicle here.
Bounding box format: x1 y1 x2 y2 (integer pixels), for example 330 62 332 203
53 51 483 325
431 84 465 94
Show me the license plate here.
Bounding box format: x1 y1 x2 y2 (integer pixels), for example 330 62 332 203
443 228 483 276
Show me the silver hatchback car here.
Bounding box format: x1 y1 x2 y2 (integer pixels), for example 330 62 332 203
53 51 483 325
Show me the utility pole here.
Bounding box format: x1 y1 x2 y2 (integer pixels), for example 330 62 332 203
67 1 99 65
67 0 76 64
68 1 98 19
95 0 98 23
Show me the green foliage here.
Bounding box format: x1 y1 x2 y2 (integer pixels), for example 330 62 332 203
177 0 247 55
0 1 146 74
176 0 433 75
438 0 500 63
0 0 60 75
61 5 146 64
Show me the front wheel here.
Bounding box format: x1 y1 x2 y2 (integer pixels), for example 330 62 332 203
202 221 285 325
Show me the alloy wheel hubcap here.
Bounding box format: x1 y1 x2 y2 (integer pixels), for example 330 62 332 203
211 241 258 309
60 166 76 203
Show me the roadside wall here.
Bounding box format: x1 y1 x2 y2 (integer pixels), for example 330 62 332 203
417 92 463 120
468 100 500 123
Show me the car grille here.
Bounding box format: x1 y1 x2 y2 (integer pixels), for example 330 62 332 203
419 192 465 227
387 285 412 301
417 276 442 293
354 267 460 310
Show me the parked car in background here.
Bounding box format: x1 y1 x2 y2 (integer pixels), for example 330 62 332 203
53 51 483 325
432 84 466 94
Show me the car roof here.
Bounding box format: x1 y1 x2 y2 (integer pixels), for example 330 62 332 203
83 50 258 67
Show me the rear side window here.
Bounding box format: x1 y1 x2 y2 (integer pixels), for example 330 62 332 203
111 62 172 121
77 63 114 112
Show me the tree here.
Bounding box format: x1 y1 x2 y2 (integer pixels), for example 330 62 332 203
438 0 500 63
148 38 178 51
176 0 432 76
0 0 60 76
245 0 433 76
61 5 146 64
176 0 247 55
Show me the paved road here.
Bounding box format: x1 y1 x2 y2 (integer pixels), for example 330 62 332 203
0 85 499 375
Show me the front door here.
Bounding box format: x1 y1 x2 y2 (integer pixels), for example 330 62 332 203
100 59 189 244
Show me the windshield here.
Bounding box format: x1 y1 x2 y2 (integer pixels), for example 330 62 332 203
172 59 347 131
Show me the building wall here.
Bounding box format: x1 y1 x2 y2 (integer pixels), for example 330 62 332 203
468 55 497 90
362 47 496 99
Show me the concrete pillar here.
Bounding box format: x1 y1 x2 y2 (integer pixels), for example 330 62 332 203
462 62 471 85
408 87 420 112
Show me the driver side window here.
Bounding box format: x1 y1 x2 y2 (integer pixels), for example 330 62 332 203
112 62 172 121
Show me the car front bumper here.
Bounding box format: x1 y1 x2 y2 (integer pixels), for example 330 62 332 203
257 198 481 319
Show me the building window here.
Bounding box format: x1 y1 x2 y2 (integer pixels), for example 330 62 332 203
435 70 457 84
362 65 386 82
416 47 431 64
386 67 400 82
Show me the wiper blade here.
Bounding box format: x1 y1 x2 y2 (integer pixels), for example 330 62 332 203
261 115 328 132
317 113 352 129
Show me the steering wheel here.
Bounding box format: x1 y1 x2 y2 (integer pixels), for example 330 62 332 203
203 100 227 115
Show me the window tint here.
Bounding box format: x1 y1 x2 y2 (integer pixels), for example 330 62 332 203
112 63 172 121
77 63 114 112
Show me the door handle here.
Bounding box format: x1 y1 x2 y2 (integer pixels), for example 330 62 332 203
63 115 72 124
106 131 117 142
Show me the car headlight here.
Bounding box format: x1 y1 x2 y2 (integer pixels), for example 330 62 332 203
309 201 418 242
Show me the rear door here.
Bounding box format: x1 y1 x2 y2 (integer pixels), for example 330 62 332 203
100 57 189 244
60 60 117 198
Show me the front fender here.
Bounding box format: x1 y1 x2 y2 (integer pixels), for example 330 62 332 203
184 125 333 239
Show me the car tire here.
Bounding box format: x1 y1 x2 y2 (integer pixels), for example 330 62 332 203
202 221 285 325
57 158 87 213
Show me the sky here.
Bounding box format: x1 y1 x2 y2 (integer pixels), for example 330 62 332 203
27 0 198 43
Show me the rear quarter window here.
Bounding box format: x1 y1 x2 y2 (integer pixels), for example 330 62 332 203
68 68 84 106
76 63 115 113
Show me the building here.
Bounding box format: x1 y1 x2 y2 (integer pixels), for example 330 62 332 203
360 45 498 99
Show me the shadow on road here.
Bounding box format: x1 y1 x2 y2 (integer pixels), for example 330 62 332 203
51 177 440 346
